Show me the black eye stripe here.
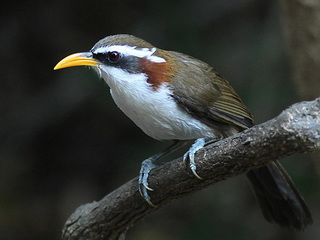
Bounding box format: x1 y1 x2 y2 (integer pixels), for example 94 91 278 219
92 51 121 63
92 52 107 63
92 50 141 74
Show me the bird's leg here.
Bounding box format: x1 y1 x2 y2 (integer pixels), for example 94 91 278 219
139 140 188 207
183 137 220 179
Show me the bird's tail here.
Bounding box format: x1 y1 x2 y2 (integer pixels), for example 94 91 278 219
246 161 312 230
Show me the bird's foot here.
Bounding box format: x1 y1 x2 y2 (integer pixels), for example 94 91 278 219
183 137 219 179
138 140 188 207
138 157 159 207
183 138 206 179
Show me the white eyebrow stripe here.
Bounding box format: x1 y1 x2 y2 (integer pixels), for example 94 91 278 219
94 45 166 63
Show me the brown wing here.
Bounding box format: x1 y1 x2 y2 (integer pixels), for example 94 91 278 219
168 52 312 230
169 51 254 132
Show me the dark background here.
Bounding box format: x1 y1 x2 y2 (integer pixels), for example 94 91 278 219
1 0 319 239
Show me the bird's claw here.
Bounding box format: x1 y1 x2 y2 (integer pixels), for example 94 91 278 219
139 158 157 207
183 138 206 179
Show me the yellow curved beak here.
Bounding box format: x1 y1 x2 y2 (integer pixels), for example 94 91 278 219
54 52 98 70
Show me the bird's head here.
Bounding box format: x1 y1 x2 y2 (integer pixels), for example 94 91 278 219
54 34 177 90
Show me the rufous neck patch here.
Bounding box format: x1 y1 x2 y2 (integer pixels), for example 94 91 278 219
140 55 176 90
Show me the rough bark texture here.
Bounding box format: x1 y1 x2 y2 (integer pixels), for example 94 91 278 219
62 98 320 240
281 0 320 100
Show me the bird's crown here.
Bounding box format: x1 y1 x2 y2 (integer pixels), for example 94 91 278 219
92 34 154 49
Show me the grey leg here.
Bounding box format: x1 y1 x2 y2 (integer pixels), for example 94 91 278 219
139 140 188 206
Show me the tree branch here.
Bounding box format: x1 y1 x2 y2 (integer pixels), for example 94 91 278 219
62 98 320 240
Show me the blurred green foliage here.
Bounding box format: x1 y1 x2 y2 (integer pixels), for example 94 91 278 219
0 0 318 240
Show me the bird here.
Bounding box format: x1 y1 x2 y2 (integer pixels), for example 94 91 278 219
54 34 312 230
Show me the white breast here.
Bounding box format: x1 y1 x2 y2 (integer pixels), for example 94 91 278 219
96 66 215 140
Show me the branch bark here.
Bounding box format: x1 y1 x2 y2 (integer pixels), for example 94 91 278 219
62 98 320 240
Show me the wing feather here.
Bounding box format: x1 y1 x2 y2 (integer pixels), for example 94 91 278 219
170 51 254 131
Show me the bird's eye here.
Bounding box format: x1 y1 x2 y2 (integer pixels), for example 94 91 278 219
108 51 120 62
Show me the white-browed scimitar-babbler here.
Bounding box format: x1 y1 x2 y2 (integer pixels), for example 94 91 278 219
55 34 312 230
